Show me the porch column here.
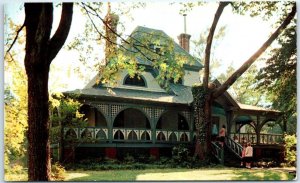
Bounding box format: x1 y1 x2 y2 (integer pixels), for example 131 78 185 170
190 111 194 143
108 104 113 143
226 111 234 136
256 115 261 145
151 108 156 144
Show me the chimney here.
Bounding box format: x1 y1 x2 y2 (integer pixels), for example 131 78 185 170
177 14 191 53
104 2 119 60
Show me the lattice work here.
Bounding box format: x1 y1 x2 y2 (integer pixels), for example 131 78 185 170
182 111 191 123
111 104 125 117
95 104 109 117
142 107 152 119
154 108 164 120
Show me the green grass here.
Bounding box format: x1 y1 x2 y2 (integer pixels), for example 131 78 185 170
65 168 295 181
5 168 295 181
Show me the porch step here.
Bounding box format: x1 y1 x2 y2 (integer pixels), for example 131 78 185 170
224 146 242 167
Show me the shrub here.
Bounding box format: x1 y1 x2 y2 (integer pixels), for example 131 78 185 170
172 144 190 164
284 134 297 166
51 162 66 181
124 154 135 163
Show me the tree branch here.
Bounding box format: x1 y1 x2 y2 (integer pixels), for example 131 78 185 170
81 4 140 58
81 2 164 62
48 3 73 62
213 4 296 99
6 23 25 54
203 2 230 88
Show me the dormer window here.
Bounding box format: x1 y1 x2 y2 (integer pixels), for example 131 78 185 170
170 77 183 85
124 74 146 87
149 44 162 54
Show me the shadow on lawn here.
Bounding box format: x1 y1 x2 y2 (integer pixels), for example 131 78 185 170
232 169 293 181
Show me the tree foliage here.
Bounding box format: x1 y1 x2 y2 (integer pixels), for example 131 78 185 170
4 61 28 172
283 134 296 166
218 63 269 106
49 93 87 144
256 23 296 121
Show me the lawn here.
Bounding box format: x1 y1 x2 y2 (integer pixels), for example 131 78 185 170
65 168 295 181
5 168 295 181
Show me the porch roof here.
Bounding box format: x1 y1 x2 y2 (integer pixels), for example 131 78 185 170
65 84 193 104
237 103 281 113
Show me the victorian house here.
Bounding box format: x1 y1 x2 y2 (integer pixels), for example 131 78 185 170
61 9 285 164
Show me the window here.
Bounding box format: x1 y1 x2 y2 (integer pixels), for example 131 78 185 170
170 77 183 85
124 74 146 87
149 44 162 54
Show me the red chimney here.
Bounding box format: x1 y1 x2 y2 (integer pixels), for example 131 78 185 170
178 14 191 52
178 33 191 53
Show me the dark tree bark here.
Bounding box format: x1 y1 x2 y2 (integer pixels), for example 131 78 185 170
203 2 230 88
24 3 73 181
194 2 229 158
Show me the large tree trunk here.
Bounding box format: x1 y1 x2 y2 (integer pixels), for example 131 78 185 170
26 64 51 181
24 4 53 180
24 3 73 181
194 2 229 158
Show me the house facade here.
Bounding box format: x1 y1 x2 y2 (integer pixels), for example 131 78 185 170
62 25 285 163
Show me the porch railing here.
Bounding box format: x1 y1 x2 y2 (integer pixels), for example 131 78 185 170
230 133 284 145
225 137 242 159
63 127 191 143
259 133 284 144
211 141 224 165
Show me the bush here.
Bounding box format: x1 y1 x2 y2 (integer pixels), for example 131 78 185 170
284 134 297 167
51 162 66 181
172 144 190 164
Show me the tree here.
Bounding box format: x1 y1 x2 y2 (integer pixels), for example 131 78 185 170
4 61 28 173
23 3 73 180
218 63 268 106
256 23 296 134
49 93 87 163
193 2 296 158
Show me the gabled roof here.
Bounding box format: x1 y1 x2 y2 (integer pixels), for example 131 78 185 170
212 79 281 114
126 26 203 70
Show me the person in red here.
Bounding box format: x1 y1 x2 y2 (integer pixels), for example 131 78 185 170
244 142 253 169
240 143 247 167
218 125 226 147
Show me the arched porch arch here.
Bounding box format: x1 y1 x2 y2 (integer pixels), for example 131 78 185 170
80 104 108 128
113 108 151 128
156 110 190 130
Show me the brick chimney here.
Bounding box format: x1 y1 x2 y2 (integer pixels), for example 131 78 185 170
104 2 119 60
178 33 191 53
177 14 191 53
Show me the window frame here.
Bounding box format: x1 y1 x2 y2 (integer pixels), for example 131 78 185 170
123 74 147 87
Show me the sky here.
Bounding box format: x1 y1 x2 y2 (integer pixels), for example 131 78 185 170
3 1 283 92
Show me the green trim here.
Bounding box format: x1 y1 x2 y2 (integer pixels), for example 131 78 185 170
76 142 191 148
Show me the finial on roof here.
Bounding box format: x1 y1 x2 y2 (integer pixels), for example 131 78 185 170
183 14 187 34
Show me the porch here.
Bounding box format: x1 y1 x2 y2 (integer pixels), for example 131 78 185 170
64 126 284 146
63 127 193 145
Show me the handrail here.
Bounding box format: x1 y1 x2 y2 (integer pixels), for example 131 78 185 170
230 133 284 145
225 136 242 159
211 141 224 165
